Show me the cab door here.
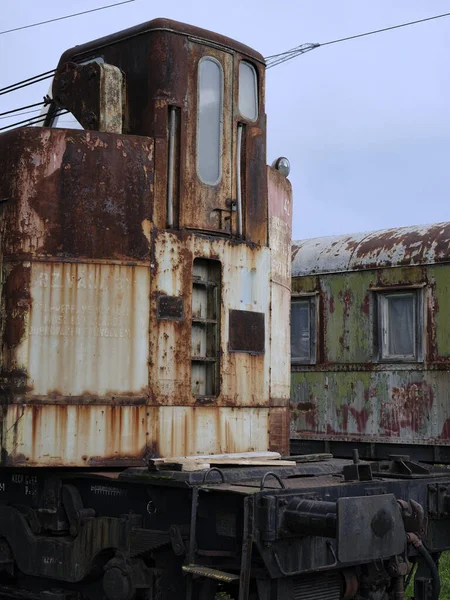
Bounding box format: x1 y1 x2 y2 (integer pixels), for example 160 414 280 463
181 43 233 234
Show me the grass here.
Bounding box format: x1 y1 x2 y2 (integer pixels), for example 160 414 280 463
406 552 450 600
439 553 450 600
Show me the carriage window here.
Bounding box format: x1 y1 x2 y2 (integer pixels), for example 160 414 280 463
197 57 223 185
291 297 317 364
238 61 258 121
377 291 422 361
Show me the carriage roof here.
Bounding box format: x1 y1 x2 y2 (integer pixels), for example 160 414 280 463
292 222 450 276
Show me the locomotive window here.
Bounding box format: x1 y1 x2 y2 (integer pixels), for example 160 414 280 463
191 258 221 397
377 291 423 362
238 61 258 121
291 297 317 364
197 57 223 185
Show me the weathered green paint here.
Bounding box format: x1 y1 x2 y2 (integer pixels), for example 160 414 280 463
378 266 423 286
291 369 449 441
428 265 450 359
291 262 450 445
291 275 318 295
322 271 375 363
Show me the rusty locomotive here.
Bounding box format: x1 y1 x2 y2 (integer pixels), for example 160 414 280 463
1 16 450 600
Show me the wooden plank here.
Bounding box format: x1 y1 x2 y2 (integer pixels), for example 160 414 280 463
152 458 296 471
204 458 295 467
179 462 211 472
151 451 281 465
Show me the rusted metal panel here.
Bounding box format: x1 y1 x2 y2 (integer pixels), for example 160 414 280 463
157 295 184 321
0 127 153 259
291 370 450 445
268 167 292 454
2 404 149 467
239 63 268 246
429 264 450 360
0 127 153 466
229 310 265 354
268 408 290 454
2 405 270 466
268 167 292 289
148 231 271 407
292 222 450 276
12 261 149 397
53 62 125 133
155 407 269 457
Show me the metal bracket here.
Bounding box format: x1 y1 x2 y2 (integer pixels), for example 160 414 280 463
428 483 449 519
62 485 95 535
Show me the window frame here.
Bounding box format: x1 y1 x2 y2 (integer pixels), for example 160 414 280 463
375 288 424 363
290 295 318 365
191 258 221 398
196 55 224 187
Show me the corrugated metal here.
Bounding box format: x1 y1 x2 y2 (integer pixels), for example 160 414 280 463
292 222 450 276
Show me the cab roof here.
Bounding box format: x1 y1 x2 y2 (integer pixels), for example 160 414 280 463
58 17 265 67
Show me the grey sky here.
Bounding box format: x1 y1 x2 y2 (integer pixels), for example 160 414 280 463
1 1 449 240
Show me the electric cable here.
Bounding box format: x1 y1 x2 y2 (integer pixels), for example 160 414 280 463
0 110 69 132
0 100 48 117
0 0 137 36
0 108 41 120
266 10 450 69
0 72 56 97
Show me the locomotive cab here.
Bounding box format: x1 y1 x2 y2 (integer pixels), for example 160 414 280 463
50 18 268 242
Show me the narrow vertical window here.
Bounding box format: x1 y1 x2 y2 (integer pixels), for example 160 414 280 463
238 61 258 121
191 259 221 396
197 57 223 185
291 297 317 364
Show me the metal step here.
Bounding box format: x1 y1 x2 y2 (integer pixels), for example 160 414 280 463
182 564 240 583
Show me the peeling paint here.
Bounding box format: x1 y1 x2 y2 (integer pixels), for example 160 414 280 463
291 224 450 448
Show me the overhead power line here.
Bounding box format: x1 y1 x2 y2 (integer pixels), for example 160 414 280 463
0 108 41 120
0 70 56 96
0 0 137 36
0 110 69 132
265 10 450 69
0 100 49 117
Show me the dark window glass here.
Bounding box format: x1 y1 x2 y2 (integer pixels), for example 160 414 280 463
291 298 315 363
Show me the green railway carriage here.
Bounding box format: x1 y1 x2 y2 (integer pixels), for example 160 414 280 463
290 222 450 462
